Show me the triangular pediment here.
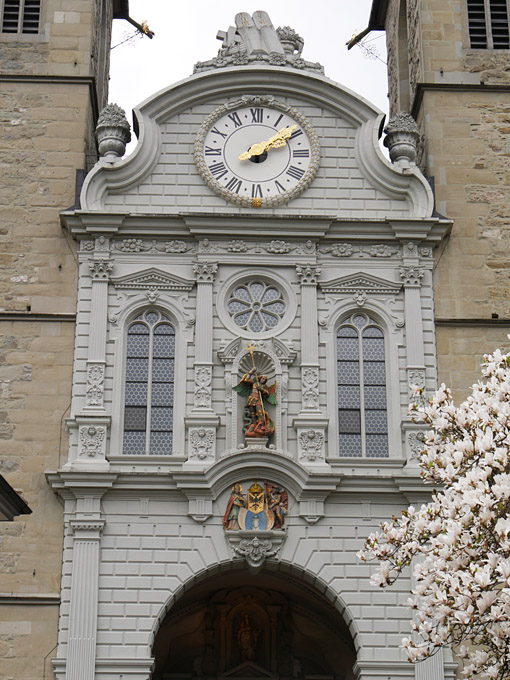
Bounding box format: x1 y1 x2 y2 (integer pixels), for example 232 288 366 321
319 272 402 296
112 267 194 292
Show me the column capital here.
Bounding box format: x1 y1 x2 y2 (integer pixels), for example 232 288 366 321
399 265 424 287
296 264 321 285
89 259 113 281
193 262 218 283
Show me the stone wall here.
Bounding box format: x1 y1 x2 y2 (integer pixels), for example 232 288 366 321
383 0 510 400
0 2 114 678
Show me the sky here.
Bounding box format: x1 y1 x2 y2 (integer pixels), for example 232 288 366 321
109 1 388 153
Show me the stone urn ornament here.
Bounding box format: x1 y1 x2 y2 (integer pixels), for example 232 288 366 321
95 103 131 159
383 112 420 166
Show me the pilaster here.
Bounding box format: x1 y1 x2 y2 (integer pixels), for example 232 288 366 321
293 265 329 469
400 243 426 466
65 255 114 471
186 262 220 463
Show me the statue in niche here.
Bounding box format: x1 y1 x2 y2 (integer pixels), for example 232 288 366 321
237 613 260 663
223 483 246 531
223 481 289 531
233 344 277 438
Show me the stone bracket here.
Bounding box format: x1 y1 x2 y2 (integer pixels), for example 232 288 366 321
226 530 286 570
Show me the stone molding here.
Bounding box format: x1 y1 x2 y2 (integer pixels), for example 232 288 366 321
320 272 402 297
111 267 194 293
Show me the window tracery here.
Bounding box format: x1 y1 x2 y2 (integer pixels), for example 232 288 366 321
337 313 388 458
123 310 175 455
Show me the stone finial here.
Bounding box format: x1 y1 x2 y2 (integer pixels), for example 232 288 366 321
276 26 304 55
193 11 324 75
96 103 131 159
383 112 420 166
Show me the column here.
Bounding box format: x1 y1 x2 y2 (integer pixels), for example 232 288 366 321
65 491 106 680
185 262 220 464
293 265 329 467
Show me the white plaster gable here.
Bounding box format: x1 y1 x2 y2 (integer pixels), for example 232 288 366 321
82 67 434 219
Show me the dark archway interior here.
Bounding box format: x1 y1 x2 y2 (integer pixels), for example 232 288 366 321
152 567 357 680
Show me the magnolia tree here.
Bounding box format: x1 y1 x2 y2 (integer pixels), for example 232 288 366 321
359 347 510 680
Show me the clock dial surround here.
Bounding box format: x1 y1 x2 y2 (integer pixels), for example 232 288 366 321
194 97 320 208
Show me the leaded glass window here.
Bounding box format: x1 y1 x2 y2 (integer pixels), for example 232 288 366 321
123 310 175 455
467 0 510 48
227 280 286 333
337 314 388 458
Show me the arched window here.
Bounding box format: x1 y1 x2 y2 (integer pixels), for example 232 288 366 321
123 310 175 455
337 313 388 458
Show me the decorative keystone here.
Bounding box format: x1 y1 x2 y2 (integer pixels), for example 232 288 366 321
96 103 131 159
383 112 420 166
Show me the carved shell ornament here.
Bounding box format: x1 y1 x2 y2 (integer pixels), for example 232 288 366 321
194 96 320 208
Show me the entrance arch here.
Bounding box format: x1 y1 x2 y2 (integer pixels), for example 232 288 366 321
151 565 357 680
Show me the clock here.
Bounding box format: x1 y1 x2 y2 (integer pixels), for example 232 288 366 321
194 96 320 208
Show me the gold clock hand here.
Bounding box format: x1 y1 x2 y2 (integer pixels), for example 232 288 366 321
238 125 298 161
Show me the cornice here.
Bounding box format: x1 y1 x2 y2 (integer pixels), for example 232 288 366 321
46 457 425 501
412 82 510 120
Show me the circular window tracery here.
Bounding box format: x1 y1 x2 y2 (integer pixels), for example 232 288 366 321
227 280 286 333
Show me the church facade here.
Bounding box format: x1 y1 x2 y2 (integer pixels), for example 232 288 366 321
3 2 510 680
48 10 455 680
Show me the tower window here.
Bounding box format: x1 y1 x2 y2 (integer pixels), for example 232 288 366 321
337 314 388 458
123 311 175 455
467 0 510 48
1 0 40 34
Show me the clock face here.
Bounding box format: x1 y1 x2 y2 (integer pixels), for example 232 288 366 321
194 99 320 208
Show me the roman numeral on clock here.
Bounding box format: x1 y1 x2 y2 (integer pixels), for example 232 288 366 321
209 162 228 178
205 146 222 156
250 108 264 123
225 177 242 193
274 181 285 194
293 149 309 157
210 126 227 139
286 165 305 180
290 128 303 140
251 184 263 198
228 112 243 128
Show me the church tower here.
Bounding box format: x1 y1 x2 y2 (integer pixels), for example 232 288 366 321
367 0 510 396
0 2 126 678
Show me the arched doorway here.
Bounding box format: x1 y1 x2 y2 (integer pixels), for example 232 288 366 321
152 566 356 680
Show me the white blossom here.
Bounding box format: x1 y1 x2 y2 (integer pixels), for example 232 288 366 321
359 346 510 680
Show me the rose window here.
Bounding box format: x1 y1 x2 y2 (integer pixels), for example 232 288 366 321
227 281 286 333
